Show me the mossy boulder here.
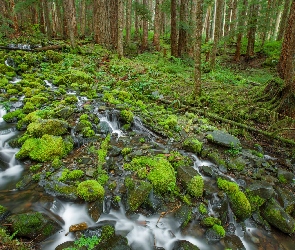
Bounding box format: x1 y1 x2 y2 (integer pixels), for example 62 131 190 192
261 198 295 234
217 178 251 220
2 109 23 123
0 205 9 222
16 134 73 162
187 175 204 198
206 130 241 148
277 169 294 184
172 240 200 250
182 137 203 154
275 186 295 214
120 109 134 124
5 212 61 242
26 119 69 137
125 156 176 194
77 180 105 202
55 70 93 87
174 205 192 228
167 150 193 170
126 179 152 212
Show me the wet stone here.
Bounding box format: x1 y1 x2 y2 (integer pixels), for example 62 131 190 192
69 222 88 232
86 167 96 177
277 169 294 184
88 200 103 221
275 186 295 214
200 165 216 177
207 130 241 148
177 165 199 188
171 240 200 250
55 241 75 250
222 235 246 250
247 180 274 200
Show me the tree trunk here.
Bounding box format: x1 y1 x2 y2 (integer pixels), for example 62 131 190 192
234 0 247 61
142 0 149 51
195 0 204 96
9 0 19 34
62 0 68 39
210 0 224 69
178 0 189 57
153 0 162 51
65 0 77 48
43 0 52 38
110 0 118 48
277 0 292 41
126 0 132 44
118 0 124 58
171 0 178 57
189 0 197 57
204 5 212 62
80 0 86 38
135 0 140 41
277 0 295 117
229 0 237 38
246 3 259 61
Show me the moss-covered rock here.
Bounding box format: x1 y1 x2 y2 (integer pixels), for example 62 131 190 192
77 180 105 202
167 150 193 170
217 178 251 220
26 119 69 137
5 212 61 242
126 179 152 212
261 198 295 234
206 130 241 148
120 109 134 124
187 175 204 198
172 240 200 250
125 156 176 194
16 134 72 162
2 109 23 123
59 169 84 182
182 137 203 154
174 205 192 228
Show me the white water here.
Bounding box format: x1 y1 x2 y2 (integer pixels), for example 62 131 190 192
40 200 97 250
10 76 22 84
0 106 23 190
99 111 124 138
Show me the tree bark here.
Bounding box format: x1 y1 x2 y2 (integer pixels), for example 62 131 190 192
277 0 295 117
43 0 52 38
135 0 140 41
195 0 204 96
153 0 162 51
277 0 292 41
142 0 149 51
80 0 86 38
65 0 77 48
9 0 19 34
210 0 224 69
118 0 124 58
246 3 259 60
234 0 247 61
126 0 132 44
171 0 178 57
178 0 189 57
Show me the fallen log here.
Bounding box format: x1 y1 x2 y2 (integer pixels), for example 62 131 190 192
0 44 66 52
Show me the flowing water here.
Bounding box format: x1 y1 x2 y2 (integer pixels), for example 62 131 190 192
1 89 295 250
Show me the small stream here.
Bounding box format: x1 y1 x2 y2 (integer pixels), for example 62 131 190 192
1 85 295 249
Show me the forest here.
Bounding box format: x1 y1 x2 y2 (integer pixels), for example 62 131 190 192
0 0 295 250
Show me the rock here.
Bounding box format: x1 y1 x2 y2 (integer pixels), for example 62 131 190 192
182 137 203 154
171 240 200 250
247 180 274 200
222 235 246 250
109 146 122 157
6 211 61 242
0 205 9 222
200 165 216 177
173 205 192 228
126 180 152 212
261 198 295 234
43 181 79 201
69 222 88 233
207 130 241 148
55 107 74 119
95 234 131 250
277 169 294 184
177 165 199 188
88 200 103 221
205 227 222 243
55 241 75 250
86 167 96 177
275 186 295 214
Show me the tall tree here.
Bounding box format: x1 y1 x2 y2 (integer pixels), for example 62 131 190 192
171 0 178 57
126 0 132 44
277 0 292 40
210 0 224 69
246 1 259 61
142 0 149 51
234 0 247 61
277 0 295 117
65 0 77 48
178 0 189 57
9 0 19 34
195 0 204 96
80 0 86 38
153 0 162 51
118 0 124 58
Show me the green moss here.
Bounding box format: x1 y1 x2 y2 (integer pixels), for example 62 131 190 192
212 224 226 237
245 190 266 212
0 228 31 250
199 203 208 215
52 157 62 169
97 134 111 169
55 70 93 87
77 180 105 202
16 134 72 162
167 150 193 170
59 169 84 182
26 119 69 137
32 173 41 181
183 137 203 154
29 163 42 172
0 205 7 214
45 50 64 63
126 156 176 194
3 109 23 123
101 225 115 241
202 217 221 227
120 109 134 124
122 147 132 156
187 175 204 198
124 177 135 190
22 102 35 113
217 178 251 220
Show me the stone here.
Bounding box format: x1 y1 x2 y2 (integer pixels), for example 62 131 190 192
207 130 241 148
277 169 294 184
69 222 88 233
173 205 192 228
275 186 295 214
247 180 274 200
88 200 104 221
55 241 75 250
177 165 199 188
222 235 246 250
171 240 200 250
261 198 295 234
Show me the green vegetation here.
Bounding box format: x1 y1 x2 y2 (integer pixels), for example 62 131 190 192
217 178 251 220
59 169 84 182
199 203 208 215
77 180 105 202
0 228 31 250
182 137 203 154
187 175 204 198
212 224 226 237
202 216 221 227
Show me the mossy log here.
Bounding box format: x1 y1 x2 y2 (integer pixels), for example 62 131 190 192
159 99 295 146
